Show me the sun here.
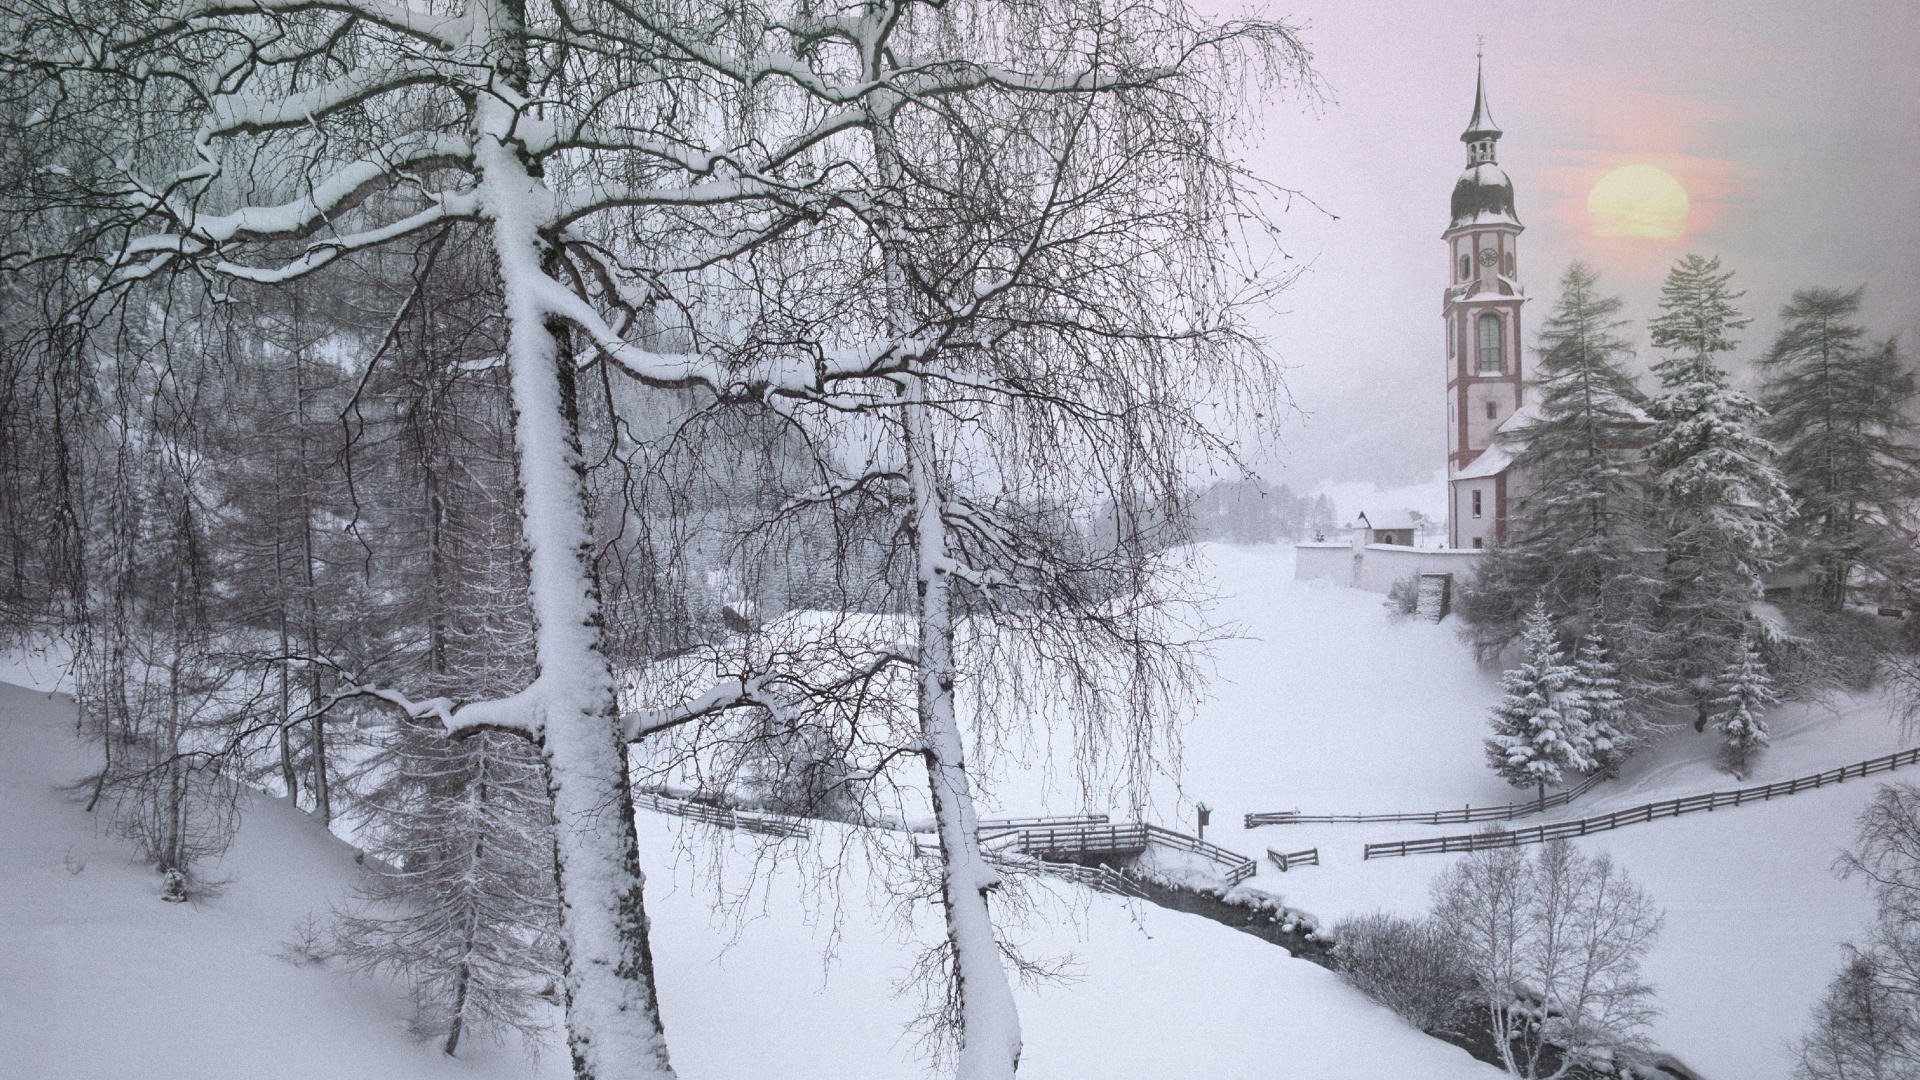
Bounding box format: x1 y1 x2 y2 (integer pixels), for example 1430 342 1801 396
1587 164 1690 240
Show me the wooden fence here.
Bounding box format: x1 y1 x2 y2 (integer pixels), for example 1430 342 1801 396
1137 823 1260 885
1266 847 1319 872
1363 746 1920 860
634 791 810 839
1247 769 1613 829
977 813 1109 840
988 821 1258 885
1010 856 1151 900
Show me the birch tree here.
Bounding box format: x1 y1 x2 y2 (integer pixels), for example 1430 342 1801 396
5 0 1310 1074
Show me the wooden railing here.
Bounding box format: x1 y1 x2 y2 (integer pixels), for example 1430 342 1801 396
634 791 810 839
1009 856 1151 899
977 813 1109 841
1266 847 1319 872
984 820 1258 886
1247 769 1614 829
1138 824 1260 885
1363 746 1920 860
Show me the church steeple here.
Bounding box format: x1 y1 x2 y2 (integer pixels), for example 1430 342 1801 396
1442 44 1526 551
1449 51 1519 229
1461 52 1501 162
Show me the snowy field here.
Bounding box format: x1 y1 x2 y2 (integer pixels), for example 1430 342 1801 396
1065 543 1896 1080
0 675 1500 1080
1 540 1903 1079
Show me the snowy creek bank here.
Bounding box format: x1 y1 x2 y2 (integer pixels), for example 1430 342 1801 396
1041 848 1662 1080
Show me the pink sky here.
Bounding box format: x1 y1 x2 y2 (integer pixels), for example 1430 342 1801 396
1207 0 1920 487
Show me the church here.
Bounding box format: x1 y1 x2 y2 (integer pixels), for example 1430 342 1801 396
1294 58 1531 598
1442 58 1528 551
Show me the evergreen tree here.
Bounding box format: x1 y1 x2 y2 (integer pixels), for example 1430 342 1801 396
1486 600 1594 800
1759 288 1920 611
1461 263 1660 697
1708 633 1778 778
1645 254 1792 716
1571 633 1632 771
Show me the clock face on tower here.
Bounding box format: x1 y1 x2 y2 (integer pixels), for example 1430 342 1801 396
1478 248 1499 267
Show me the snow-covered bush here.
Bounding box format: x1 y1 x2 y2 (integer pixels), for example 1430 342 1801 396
1330 912 1474 1035
1385 574 1420 620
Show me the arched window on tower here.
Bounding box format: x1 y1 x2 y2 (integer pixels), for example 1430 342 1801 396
1477 313 1503 374
1459 254 1470 281
1503 252 1515 276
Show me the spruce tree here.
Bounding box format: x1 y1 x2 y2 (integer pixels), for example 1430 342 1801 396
1759 288 1920 611
1486 600 1594 801
1571 633 1632 771
1708 633 1778 778
1461 263 1660 696
1645 254 1792 716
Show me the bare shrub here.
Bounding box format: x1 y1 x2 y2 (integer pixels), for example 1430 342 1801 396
1434 838 1663 1078
1330 912 1475 1035
1794 782 1920 1078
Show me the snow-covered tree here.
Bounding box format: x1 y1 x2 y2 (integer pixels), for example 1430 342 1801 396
338 724 559 1055
1644 255 1791 716
1460 264 1661 699
1486 601 1593 801
1759 287 1920 612
1435 839 1663 1080
1570 633 1631 771
1706 634 1777 778
1795 782 1920 1078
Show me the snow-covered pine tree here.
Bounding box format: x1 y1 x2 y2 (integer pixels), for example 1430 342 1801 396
1759 287 1920 612
1708 633 1777 778
1459 264 1662 699
336 335 559 1056
1645 254 1792 718
1485 600 1594 801
338 723 560 1054
1571 633 1632 771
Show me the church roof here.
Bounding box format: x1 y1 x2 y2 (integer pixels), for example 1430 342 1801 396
1461 57 1502 143
1348 509 1421 532
1451 163 1520 229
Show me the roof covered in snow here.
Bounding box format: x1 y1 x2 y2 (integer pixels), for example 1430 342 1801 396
1346 509 1420 532
1450 164 1519 230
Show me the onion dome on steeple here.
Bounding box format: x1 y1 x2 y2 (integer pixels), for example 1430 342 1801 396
1449 54 1520 230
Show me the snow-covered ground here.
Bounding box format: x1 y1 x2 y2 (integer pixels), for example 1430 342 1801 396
0 673 1501 1080
3 541 1900 1079
1089 543 1895 1080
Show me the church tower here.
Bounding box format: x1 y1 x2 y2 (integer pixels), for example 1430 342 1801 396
1443 54 1526 550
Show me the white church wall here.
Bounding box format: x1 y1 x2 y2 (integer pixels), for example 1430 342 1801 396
1293 541 1481 594
1450 478 1500 550
1354 544 1484 594
1294 542 1355 586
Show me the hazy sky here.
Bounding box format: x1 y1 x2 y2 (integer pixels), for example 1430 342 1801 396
1209 0 1920 492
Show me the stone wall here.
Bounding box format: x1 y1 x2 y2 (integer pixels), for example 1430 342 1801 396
1294 541 1483 594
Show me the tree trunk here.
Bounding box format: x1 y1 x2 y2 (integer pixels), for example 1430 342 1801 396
904 394 1022 1080
479 111 674 1080
275 533 299 805
292 339 330 824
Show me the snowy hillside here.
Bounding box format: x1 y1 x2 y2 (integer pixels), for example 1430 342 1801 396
1142 543 1898 1080
0 675 1502 1080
